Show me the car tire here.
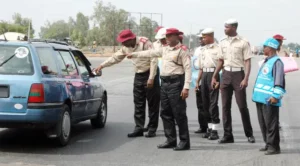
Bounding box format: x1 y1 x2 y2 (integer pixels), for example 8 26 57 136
55 104 72 147
91 94 107 129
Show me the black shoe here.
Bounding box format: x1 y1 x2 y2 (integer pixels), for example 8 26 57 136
157 141 177 149
259 146 268 152
208 130 219 140
143 127 149 132
202 129 211 138
145 132 156 138
265 149 281 155
248 136 255 143
173 141 190 151
218 136 234 144
195 128 207 134
127 131 143 138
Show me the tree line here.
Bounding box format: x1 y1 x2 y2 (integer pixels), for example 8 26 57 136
0 0 202 49
0 0 299 51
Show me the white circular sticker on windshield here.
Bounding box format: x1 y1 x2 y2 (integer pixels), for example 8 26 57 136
15 47 29 59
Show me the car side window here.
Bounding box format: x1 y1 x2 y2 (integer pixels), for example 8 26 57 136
36 47 58 75
72 52 89 77
55 51 69 75
56 51 78 76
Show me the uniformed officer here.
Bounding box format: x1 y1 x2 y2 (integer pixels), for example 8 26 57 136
198 28 220 140
273 34 287 130
194 32 208 134
252 38 285 155
153 27 168 50
211 19 255 144
127 28 191 151
273 34 289 57
94 29 160 138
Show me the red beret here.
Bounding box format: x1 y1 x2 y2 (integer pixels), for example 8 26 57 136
273 34 286 40
154 26 164 33
117 29 136 43
166 28 184 35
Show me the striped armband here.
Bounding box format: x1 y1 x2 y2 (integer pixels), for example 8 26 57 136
272 86 286 99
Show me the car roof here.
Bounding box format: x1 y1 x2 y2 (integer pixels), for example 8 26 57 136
0 40 91 66
0 40 78 51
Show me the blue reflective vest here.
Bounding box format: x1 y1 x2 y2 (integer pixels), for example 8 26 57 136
252 56 286 107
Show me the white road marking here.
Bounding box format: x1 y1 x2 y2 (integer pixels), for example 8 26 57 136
76 139 93 143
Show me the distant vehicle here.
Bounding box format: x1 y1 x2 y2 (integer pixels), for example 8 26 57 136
0 39 108 146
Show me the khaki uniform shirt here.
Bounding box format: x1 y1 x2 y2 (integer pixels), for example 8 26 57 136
131 43 191 89
100 37 157 79
200 43 220 69
277 46 289 57
219 35 253 68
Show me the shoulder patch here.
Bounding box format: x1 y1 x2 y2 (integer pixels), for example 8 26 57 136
241 38 250 47
247 41 250 47
139 37 148 43
239 36 249 42
180 45 188 51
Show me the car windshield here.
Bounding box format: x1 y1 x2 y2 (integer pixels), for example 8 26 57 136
0 45 34 75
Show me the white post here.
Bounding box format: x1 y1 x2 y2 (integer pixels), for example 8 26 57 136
28 20 31 40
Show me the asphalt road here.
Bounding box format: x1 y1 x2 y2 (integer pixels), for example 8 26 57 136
0 56 299 166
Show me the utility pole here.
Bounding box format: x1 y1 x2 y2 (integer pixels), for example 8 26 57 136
188 24 192 49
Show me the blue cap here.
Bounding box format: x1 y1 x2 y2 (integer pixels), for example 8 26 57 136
263 38 279 49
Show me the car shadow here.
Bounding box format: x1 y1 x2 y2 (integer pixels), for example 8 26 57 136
0 121 134 155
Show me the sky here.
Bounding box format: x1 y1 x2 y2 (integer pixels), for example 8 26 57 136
1 0 299 46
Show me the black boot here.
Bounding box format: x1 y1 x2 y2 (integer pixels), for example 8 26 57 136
218 136 234 144
143 127 149 132
127 131 143 138
157 141 177 149
195 127 207 134
208 130 219 140
145 131 156 138
202 129 211 138
173 141 190 151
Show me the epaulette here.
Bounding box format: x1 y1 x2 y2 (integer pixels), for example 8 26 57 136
175 44 188 51
180 45 188 51
220 37 227 41
238 36 250 46
139 37 148 43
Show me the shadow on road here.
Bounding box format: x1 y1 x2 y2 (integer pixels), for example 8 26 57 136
0 122 134 155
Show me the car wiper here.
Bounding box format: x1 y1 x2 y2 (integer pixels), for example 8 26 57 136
0 53 16 67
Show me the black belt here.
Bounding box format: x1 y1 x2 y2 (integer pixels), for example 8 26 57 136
160 74 184 83
136 70 150 76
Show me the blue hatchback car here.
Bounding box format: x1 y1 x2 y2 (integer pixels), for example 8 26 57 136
0 40 107 146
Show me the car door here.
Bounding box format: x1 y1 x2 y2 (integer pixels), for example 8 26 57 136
55 50 86 120
72 50 102 117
